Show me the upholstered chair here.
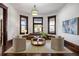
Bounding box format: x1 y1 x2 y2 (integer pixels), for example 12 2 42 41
13 36 26 52
51 36 64 51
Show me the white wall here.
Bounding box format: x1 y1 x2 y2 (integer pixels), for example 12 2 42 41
4 4 19 41
57 3 79 45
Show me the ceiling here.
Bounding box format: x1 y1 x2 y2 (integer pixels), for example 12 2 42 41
10 3 66 15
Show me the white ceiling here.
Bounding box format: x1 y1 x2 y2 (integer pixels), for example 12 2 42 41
10 3 66 15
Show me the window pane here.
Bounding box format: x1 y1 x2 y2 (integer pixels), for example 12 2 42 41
48 16 56 34
49 26 55 33
20 15 28 34
34 25 42 33
21 26 26 33
49 20 55 25
34 19 42 23
49 18 55 25
21 20 26 26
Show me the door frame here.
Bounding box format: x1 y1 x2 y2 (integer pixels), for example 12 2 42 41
0 3 8 55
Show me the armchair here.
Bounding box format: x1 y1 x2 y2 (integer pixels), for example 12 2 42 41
13 36 26 52
51 36 64 51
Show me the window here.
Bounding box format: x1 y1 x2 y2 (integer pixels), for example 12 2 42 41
48 16 56 34
33 17 43 33
20 15 28 34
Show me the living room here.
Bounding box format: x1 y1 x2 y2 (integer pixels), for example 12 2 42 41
0 3 79 56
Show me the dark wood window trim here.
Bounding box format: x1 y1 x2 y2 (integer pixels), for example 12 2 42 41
48 15 56 34
20 15 28 34
33 17 43 33
0 3 8 54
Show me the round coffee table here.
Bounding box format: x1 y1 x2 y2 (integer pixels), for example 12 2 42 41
31 38 46 46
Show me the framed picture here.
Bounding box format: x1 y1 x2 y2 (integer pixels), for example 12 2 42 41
62 17 79 35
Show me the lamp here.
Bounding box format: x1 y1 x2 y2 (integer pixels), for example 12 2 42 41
32 5 38 16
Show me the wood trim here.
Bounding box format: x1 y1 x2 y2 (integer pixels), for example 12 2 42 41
64 40 79 53
20 15 28 34
0 3 7 9
48 15 56 34
33 17 43 33
0 3 8 55
6 40 13 50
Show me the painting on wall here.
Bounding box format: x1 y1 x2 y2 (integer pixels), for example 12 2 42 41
62 17 79 35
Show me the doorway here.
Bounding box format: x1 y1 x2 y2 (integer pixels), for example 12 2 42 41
0 3 7 55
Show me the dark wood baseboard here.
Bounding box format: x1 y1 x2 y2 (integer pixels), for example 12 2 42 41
6 40 13 50
64 40 79 54
2 40 13 56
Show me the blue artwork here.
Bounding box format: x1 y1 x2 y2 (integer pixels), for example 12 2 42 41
63 18 78 35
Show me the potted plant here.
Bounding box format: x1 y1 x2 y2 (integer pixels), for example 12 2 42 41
40 32 48 39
